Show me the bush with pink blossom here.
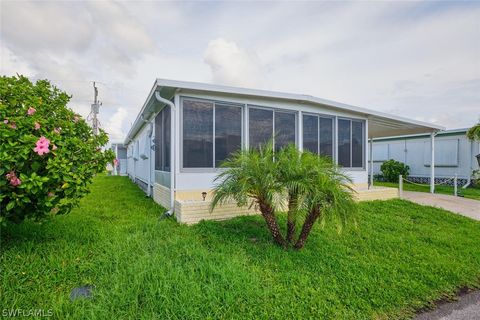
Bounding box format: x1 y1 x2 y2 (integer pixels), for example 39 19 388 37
0 75 114 224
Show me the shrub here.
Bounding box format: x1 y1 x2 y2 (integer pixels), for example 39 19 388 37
0 75 114 224
466 122 480 141
211 144 357 250
380 159 409 182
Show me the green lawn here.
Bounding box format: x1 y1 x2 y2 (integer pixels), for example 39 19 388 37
2 176 480 319
375 181 480 200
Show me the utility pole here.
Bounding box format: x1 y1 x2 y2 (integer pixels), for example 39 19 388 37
91 82 100 135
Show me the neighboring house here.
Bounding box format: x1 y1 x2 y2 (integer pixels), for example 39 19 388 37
372 128 480 186
124 79 443 224
111 142 127 176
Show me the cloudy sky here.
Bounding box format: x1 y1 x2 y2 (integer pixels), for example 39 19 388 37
1 1 479 141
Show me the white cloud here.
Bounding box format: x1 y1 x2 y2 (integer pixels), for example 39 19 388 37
104 107 128 142
204 38 265 88
1 1 479 141
1 1 94 54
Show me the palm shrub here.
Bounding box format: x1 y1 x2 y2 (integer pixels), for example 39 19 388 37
211 144 286 246
211 144 357 250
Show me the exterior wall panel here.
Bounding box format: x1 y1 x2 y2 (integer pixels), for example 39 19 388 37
373 132 479 180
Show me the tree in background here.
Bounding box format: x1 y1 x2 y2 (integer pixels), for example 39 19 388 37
211 144 357 250
0 76 114 224
467 121 480 184
467 122 480 141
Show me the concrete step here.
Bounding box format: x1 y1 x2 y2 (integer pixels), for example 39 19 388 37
353 186 398 201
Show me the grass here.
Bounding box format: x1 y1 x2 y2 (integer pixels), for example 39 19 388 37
375 181 480 200
1 176 480 319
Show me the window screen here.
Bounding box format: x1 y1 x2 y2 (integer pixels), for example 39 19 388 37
215 104 242 167
183 100 213 168
337 119 364 168
163 106 171 170
155 106 171 171
351 120 363 167
338 119 351 167
319 117 333 158
303 115 318 154
274 111 296 151
182 99 242 168
249 108 273 149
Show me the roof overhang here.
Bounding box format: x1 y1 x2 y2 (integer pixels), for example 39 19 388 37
124 79 445 144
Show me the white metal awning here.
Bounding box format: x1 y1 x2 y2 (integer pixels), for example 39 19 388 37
368 115 443 138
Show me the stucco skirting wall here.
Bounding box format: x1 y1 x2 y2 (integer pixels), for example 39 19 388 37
153 183 171 209
175 200 259 225
173 186 398 224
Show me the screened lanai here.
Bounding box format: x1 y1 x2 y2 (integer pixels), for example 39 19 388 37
124 79 444 221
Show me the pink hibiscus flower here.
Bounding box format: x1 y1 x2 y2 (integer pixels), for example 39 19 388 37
34 122 41 130
10 177 22 187
27 107 36 115
33 136 50 156
6 171 16 180
6 171 21 187
3 119 8 124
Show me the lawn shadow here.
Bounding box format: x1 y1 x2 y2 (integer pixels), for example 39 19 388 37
0 214 101 251
193 215 277 247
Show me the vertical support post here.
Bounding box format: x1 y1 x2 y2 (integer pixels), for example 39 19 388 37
430 132 435 194
454 174 458 197
298 111 303 152
399 175 403 199
369 138 373 189
334 116 338 164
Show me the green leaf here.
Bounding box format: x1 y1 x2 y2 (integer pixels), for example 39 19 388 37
6 201 15 211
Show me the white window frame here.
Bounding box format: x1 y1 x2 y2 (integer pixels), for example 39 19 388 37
337 117 366 170
180 96 244 172
301 112 335 160
246 105 298 151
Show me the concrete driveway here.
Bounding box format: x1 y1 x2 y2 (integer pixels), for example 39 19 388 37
415 291 480 320
402 191 480 221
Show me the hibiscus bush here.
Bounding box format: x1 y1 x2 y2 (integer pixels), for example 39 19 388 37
0 75 114 224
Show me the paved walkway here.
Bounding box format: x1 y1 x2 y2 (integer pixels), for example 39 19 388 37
415 290 480 320
402 191 480 221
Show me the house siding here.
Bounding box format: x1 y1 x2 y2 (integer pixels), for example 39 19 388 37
372 131 479 182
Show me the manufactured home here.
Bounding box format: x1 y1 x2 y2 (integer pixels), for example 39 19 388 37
110 142 127 176
124 79 444 224
372 128 479 187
